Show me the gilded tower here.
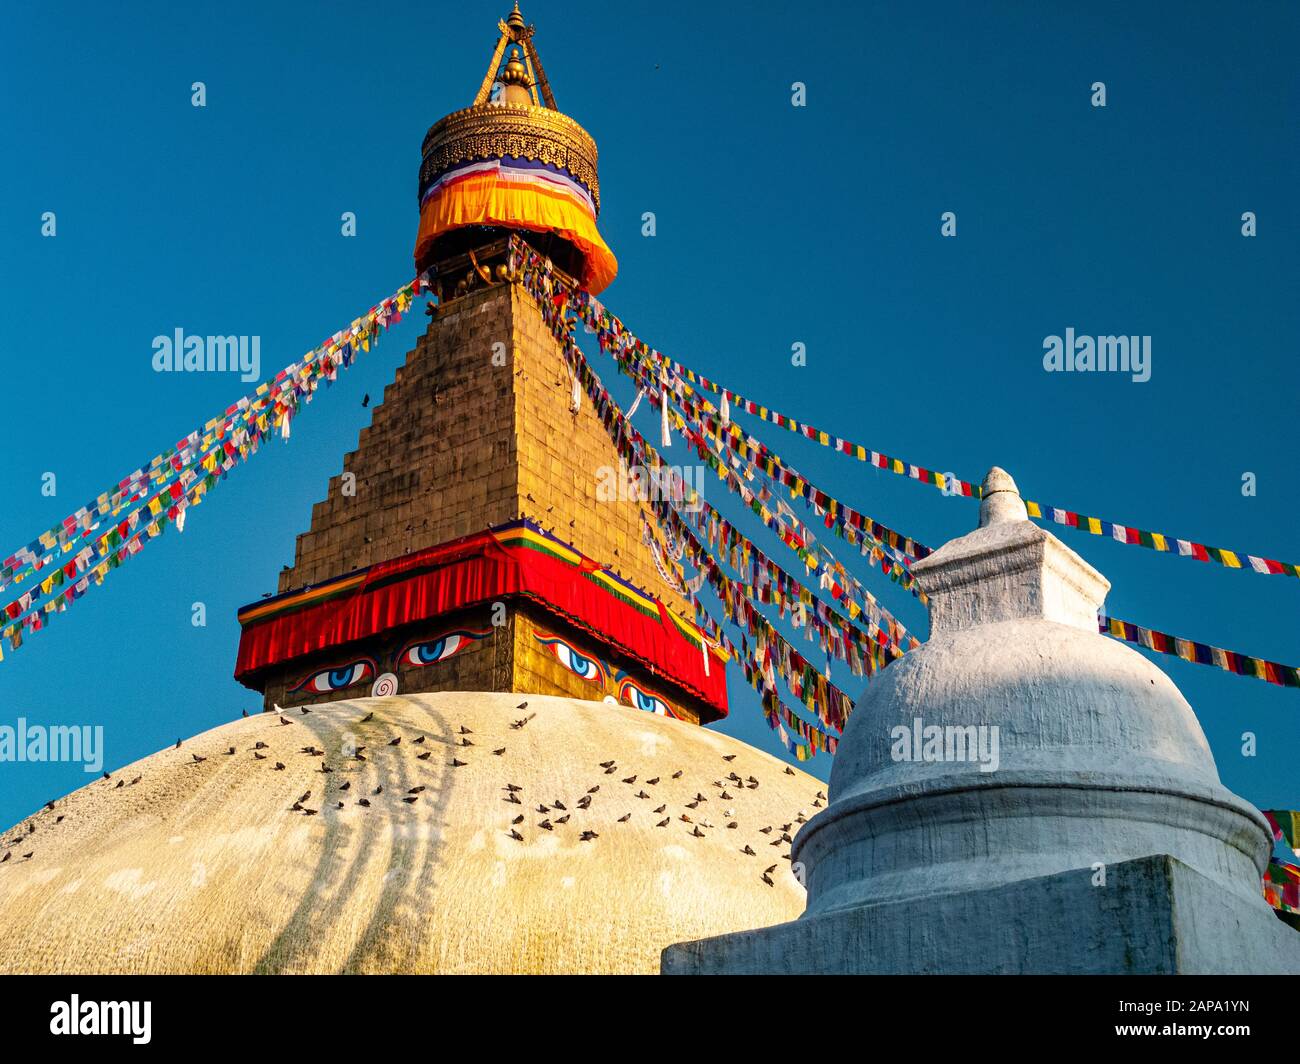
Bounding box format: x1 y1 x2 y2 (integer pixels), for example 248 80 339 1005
234 6 726 724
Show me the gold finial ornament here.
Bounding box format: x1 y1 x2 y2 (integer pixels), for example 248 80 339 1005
414 5 616 293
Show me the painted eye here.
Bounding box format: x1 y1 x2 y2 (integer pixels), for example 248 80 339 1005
535 634 606 684
292 659 374 694
399 629 490 668
618 678 674 717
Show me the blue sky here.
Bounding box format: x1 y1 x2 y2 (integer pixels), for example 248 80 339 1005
0 0 1296 834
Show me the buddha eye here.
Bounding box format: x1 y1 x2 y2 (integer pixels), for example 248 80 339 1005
535 633 606 684
292 659 375 694
617 677 674 717
399 629 491 668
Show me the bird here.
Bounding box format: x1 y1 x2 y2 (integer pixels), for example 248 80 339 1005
646 777 659 785
279 717 292 726
621 775 637 784
226 746 236 756
690 826 706 838
512 814 524 825
402 796 419 805
761 873 774 887
604 765 617 774
741 845 756 856
361 393 370 407
417 751 432 760
339 782 351 792
374 786 384 795
727 822 738 830
241 709 249 718
21 853 33 861
102 772 111 781
414 735 427 745
579 830 599 841
538 819 553 831
360 712 374 723
720 791 733 800
174 738 181 750
273 762 285 771
785 766 796 776
586 785 600 794
507 829 523 841
492 747 506 756
671 770 683 779
0 852 9 864
679 814 693 824
599 761 615 769
635 790 650 799
552 800 567 811
460 737 473 747
458 726 472 735
536 804 550 813
300 707 311 715
388 737 401 746
815 791 826 801
192 754 206 764
358 799 371 808
764 864 778 875
254 752 267 761
336 801 344 809
516 701 528 711
503 793 521 805
409 785 426 794
114 780 125 790
759 826 773 834
653 804 666 814
686 801 698 809
723 754 736 762
655 817 670 828
504 783 523 792
695 793 708 803
555 814 570 824
450 758 467 767
255 741 268 750
576 796 592 810
303 808 319 817
297 791 311 804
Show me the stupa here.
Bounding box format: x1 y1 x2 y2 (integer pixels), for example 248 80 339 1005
0 6 821 975
664 469 1300 974
233 3 723 727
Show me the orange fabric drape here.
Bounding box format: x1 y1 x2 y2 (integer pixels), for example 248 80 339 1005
415 172 618 293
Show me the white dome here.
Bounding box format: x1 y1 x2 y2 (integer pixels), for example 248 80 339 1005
795 469 1274 920
0 692 819 974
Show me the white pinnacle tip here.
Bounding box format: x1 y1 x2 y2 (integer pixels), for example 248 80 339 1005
978 467 1028 527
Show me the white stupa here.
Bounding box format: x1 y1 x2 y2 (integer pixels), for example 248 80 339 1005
664 469 1300 974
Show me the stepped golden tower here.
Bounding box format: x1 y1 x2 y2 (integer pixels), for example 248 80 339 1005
233 4 726 725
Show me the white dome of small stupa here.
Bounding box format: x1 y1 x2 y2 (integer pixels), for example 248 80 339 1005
797 468 1274 919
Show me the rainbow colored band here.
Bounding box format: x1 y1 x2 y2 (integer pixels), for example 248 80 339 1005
420 156 597 217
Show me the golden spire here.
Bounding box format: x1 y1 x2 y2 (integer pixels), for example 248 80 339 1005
472 4 557 110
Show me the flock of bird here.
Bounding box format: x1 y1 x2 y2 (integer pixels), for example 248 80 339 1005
1 697 828 893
